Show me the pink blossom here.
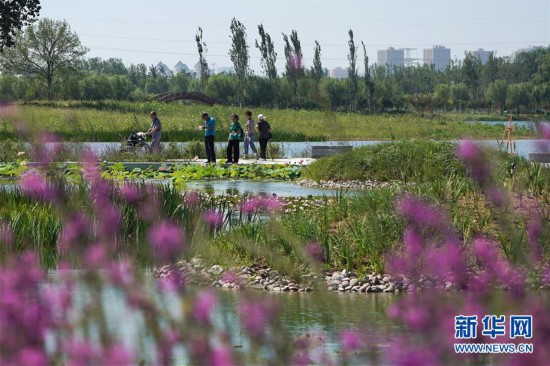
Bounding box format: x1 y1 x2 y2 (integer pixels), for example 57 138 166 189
84 244 107 268
17 348 48 366
456 140 493 186
339 329 364 353
107 259 134 287
238 298 278 338
305 241 324 262
456 140 479 160
221 270 237 283
184 190 201 207
192 290 217 324
147 221 184 262
19 171 56 202
120 183 141 203
204 210 223 229
58 213 88 253
210 345 235 366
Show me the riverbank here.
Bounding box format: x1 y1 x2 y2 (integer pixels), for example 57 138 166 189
154 258 550 294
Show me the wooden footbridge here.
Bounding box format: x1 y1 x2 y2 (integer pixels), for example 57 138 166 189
153 92 220 105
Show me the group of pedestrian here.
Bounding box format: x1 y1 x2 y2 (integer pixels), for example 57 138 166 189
142 110 272 164
200 110 272 164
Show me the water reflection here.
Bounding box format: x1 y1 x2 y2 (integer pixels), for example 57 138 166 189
45 272 402 364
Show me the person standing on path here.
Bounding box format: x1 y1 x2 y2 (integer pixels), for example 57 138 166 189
201 111 216 163
226 113 242 164
146 111 162 154
243 110 258 159
256 113 271 161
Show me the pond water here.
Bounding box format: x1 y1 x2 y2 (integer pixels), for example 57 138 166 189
180 180 353 197
45 272 401 364
0 180 350 198
42 139 548 159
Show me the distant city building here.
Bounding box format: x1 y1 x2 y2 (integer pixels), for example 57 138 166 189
377 47 405 67
510 45 544 61
174 61 190 74
423 45 451 72
330 67 347 79
471 49 493 65
156 62 172 77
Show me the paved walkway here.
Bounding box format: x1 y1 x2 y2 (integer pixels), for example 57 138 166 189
166 158 316 166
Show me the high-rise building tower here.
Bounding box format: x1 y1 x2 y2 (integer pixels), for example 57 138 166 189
423 45 451 72
378 47 405 67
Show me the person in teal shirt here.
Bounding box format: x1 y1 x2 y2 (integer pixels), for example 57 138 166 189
226 113 242 164
201 111 216 163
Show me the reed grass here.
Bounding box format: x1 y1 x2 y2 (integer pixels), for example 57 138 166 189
2 101 537 142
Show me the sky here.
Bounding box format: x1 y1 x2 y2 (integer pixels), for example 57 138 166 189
39 0 550 75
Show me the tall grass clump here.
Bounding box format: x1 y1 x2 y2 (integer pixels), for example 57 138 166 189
303 140 465 182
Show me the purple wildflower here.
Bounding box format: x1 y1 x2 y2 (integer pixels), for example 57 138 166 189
120 183 141 203
339 329 364 353
210 345 235 366
184 190 201 207
19 171 56 202
147 221 184 262
238 298 278 338
204 210 223 229
305 241 324 262
456 140 493 186
192 290 217 324
58 213 88 253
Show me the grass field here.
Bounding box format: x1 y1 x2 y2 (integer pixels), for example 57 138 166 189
0 100 539 142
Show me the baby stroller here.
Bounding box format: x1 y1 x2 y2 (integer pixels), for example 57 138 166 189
122 132 151 154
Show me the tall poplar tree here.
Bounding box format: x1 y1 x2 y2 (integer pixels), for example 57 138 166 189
347 29 358 111
195 27 209 93
282 30 304 102
229 18 249 106
311 40 324 83
362 41 374 112
255 24 277 83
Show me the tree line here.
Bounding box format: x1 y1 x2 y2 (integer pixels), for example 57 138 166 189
0 17 549 115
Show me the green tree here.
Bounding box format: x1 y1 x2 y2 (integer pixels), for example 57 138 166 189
481 52 499 87
255 24 278 105
0 0 41 50
433 84 451 112
0 18 88 99
169 72 191 93
461 52 481 102
347 29 358 111
320 78 347 110
229 18 249 107
507 82 533 114
451 83 470 113
80 75 111 101
311 40 324 83
195 27 209 93
255 24 277 84
282 30 304 103
361 41 374 112
206 73 237 104
486 79 508 114
128 63 147 90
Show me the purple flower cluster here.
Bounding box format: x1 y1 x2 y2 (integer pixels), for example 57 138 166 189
147 221 185 262
240 195 283 214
